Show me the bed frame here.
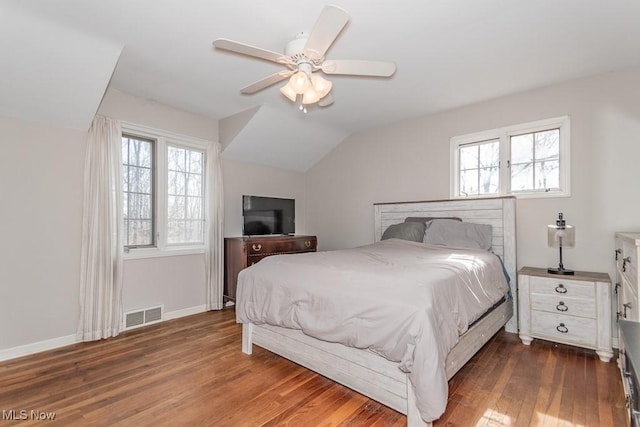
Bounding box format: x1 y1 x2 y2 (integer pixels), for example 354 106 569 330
241 197 517 426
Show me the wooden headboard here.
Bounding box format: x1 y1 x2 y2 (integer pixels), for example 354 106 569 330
373 196 517 332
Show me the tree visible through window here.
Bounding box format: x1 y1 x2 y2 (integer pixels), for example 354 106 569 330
510 129 560 192
167 146 205 245
459 139 500 196
122 135 154 247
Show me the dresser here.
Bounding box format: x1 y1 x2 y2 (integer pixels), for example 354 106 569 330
224 235 318 302
615 233 640 322
619 320 640 426
518 266 613 362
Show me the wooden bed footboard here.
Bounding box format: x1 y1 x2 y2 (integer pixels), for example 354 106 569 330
241 299 513 426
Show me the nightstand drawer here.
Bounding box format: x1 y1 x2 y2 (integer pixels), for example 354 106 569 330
530 276 594 299
531 311 597 347
530 294 596 318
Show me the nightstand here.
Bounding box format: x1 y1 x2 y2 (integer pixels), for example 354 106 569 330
518 266 613 362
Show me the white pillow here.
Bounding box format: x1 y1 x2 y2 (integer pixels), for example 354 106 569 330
423 219 492 250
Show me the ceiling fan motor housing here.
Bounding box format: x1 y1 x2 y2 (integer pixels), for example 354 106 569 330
285 32 309 56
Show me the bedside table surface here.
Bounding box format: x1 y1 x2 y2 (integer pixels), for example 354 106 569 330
518 266 610 283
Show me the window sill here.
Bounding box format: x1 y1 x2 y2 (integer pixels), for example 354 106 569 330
452 190 570 200
124 247 205 260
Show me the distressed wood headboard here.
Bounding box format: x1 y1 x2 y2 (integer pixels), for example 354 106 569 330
373 196 517 332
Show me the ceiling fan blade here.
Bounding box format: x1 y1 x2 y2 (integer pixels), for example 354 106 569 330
303 5 350 58
240 70 293 94
214 38 286 64
321 60 396 77
318 93 334 107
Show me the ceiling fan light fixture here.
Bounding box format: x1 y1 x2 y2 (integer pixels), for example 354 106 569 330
311 75 332 98
279 82 298 102
289 71 310 94
302 86 321 105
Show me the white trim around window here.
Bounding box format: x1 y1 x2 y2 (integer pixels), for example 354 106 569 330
450 116 571 199
121 121 211 260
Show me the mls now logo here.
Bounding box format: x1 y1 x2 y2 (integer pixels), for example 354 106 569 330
2 409 56 420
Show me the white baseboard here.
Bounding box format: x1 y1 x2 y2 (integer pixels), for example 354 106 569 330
0 334 77 362
164 304 207 321
0 304 210 363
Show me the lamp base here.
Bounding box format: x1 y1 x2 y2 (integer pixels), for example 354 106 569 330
547 267 575 275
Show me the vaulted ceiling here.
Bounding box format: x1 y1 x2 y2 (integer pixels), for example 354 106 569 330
2 0 640 171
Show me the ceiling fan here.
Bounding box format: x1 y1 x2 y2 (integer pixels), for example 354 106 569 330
213 4 396 112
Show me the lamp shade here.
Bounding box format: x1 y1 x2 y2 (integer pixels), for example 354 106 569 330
280 82 297 102
302 86 320 105
311 75 332 98
547 225 575 248
289 71 310 94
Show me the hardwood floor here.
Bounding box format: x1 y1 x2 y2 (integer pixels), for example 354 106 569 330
0 309 626 426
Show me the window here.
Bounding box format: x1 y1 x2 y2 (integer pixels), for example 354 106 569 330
121 123 209 257
167 145 205 245
122 135 155 247
450 116 570 198
510 129 560 192
459 139 500 196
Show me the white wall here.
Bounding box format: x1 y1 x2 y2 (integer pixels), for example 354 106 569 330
306 67 640 284
0 116 85 350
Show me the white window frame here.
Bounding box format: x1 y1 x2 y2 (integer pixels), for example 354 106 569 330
450 116 571 199
121 122 210 260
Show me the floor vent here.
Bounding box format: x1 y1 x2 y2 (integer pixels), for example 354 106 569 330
124 305 164 330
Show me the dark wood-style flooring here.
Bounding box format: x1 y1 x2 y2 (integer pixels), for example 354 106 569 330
0 309 626 426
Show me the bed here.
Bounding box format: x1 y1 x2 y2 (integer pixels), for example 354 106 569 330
237 197 516 426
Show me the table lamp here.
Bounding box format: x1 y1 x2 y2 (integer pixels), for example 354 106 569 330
547 212 575 275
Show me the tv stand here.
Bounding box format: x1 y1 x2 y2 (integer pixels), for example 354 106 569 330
224 235 318 302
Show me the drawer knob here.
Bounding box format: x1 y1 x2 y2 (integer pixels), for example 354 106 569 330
556 323 568 334
555 284 567 294
623 256 631 272
624 302 632 318
251 243 262 252
615 248 622 261
304 241 311 248
556 301 568 312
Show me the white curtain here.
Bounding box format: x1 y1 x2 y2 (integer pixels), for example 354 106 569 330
77 115 124 341
205 141 224 310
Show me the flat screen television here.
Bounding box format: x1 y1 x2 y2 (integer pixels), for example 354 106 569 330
242 195 295 235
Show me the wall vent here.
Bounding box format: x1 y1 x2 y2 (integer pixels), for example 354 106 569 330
124 305 164 330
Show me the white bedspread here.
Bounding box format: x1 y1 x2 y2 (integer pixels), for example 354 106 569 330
235 238 509 422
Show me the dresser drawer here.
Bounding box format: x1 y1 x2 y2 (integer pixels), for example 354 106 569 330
247 254 270 266
247 237 317 255
290 237 317 252
530 276 594 299
530 294 596 318
622 239 639 290
621 276 640 321
531 311 597 347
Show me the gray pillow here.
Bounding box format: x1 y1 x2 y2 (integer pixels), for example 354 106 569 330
381 222 427 242
423 219 493 250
